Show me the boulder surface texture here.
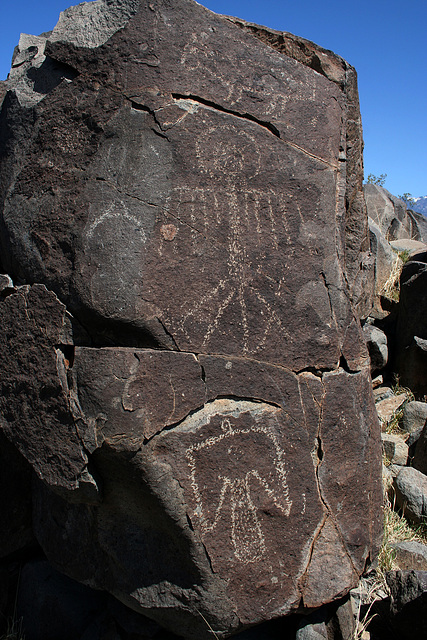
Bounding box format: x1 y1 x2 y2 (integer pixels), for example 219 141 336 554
364 184 422 242
0 1 382 637
394 251 427 399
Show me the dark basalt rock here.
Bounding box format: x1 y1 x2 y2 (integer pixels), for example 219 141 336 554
0 1 382 637
386 571 427 640
394 254 427 398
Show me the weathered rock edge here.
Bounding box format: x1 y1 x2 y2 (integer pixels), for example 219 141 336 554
224 17 374 319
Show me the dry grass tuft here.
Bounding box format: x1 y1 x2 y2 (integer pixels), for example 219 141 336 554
382 377 414 435
380 255 403 302
0 618 25 640
380 250 411 303
377 496 427 579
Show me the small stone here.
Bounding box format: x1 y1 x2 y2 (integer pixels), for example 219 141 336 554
373 386 393 402
381 433 408 466
296 619 328 640
376 394 407 427
413 422 427 475
391 541 427 571
388 463 405 478
386 570 427 639
372 374 383 389
333 595 356 640
402 401 427 434
394 467 427 524
363 325 388 372
0 274 13 294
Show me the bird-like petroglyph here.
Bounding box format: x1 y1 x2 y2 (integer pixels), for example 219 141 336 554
186 413 292 564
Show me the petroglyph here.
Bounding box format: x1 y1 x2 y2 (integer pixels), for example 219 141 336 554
180 33 316 113
84 201 148 313
195 126 261 179
167 181 293 353
86 201 147 243
185 402 292 564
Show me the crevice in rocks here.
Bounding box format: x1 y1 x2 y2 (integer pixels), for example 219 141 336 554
144 396 279 444
313 391 362 579
319 269 342 341
156 316 180 351
171 92 281 139
363 552 371 575
150 126 170 140
312 383 330 513
298 512 328 599
142 403 207 444
57 344 75 368
338 352 361 375
0 286 16 299
200 540 215 576
211 393 282 408
294 366 329 378
320 271 335 322
186 513 194 532
129 99 170 140
339 353 352 373
67 308 171 350
316 435 324 462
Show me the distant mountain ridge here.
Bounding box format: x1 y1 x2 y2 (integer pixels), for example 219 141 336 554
411 196 427 216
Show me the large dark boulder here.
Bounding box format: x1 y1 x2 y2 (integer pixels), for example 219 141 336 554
0 1 382 637
394 252 427 398
386 571 427 640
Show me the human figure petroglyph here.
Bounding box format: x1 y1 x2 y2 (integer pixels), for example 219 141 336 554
164 113 294 355
186 417 292 564
167 181 293 355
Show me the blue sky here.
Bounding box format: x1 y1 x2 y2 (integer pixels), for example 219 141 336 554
0 0 425 197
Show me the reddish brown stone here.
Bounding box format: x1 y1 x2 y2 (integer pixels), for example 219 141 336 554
73 348 206 444
0 0 366 367
29 346 380 636
0 285 87 490
317 370 383 570
0 1 381 637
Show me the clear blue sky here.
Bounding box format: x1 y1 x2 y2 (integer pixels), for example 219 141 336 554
1 0 425 197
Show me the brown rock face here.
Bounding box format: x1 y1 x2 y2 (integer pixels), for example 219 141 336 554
0 0 382 637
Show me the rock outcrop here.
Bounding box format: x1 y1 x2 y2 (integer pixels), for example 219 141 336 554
386 571 427 640
364 184 427 310
364 184 422 243
0 1 382 637
394 250 427 399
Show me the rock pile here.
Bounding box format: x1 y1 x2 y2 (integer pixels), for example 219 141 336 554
357 187 427 639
